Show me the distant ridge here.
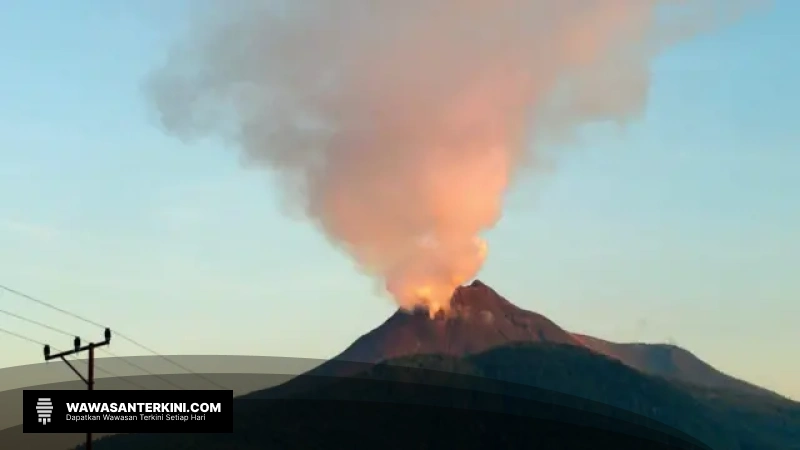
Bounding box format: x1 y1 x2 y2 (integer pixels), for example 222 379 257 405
572 333 784 399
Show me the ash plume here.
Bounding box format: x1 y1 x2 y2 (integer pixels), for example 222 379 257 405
146 0 759 313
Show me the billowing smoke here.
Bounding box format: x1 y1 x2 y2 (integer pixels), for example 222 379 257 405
147 0 758 314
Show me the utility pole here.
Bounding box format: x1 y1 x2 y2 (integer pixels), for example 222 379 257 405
44 328 111 450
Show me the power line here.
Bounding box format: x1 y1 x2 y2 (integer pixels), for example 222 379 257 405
70 358 150 391
0 304 185 390
0 326 148 390
99 348 186 391
0 307 75 338
0 283 230 390
0 284 106 329
3 321 320 449
0 325 47 347
112 332 229 390
45 330 112 450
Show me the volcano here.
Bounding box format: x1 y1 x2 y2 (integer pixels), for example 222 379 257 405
256 279 781 401
335 279 582 364
82 280 798 450
249 279 586 398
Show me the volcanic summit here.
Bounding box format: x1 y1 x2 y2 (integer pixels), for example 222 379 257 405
333 279 583 365
250 279 584 398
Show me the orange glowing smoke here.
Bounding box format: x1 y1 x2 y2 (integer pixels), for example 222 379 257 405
146 1 758 314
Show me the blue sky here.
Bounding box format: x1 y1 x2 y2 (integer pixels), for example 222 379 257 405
0 1 798 399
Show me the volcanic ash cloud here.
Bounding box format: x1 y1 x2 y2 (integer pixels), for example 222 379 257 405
146 0 756 313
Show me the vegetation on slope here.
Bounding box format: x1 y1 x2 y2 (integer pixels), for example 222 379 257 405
90 343 799 450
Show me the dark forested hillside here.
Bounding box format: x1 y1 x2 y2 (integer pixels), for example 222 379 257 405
573 334 783 399
90 343 799 450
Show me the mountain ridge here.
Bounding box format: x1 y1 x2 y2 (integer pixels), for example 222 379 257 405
315 279 782 401
82 279 798 449
572 333 784 400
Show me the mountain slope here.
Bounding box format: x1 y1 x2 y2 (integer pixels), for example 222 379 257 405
572 334 783 399
465 344 799 449
91 342 800 450
279 279 778 402
87 280 798 449
246 279 583 397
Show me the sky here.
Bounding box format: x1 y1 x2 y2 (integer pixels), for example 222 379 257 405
0 1 798 400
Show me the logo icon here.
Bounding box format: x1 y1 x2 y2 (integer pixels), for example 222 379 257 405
36 398 53 425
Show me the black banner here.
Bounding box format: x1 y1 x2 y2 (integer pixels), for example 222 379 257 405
22 389 232 433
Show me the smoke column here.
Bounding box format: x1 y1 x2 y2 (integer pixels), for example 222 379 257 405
147 0 759 314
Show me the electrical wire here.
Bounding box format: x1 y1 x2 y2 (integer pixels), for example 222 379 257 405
0 325 148 390
0 283 229 390
0 304 184 390
98 347 186 390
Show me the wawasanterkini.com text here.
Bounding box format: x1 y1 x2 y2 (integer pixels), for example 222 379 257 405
65 402 220 422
